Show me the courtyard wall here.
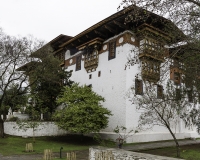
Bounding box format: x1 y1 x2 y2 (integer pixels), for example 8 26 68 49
4 121 68 137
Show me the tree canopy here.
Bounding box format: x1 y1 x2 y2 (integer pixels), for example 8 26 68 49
53 83 112 134
27 48 73 118
0 28 44 137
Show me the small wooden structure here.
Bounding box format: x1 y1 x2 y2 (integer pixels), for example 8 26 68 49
95 151 114 160
43 149 52 160
66 151 76 160
25 143 33 152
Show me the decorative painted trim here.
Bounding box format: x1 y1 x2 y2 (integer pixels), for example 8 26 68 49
65 53 82 67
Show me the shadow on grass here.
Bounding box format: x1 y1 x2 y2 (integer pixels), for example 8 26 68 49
41 134 99 145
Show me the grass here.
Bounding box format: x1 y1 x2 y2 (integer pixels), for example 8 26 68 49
138 144 200 160
0 134 99 156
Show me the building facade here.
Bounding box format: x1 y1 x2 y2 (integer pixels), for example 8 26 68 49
28 6 200 142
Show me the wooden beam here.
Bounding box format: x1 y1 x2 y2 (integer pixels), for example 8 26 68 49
86 34 91 39
94 30 106 38
78 39 81 42
113 20 127 29
104 25 116 34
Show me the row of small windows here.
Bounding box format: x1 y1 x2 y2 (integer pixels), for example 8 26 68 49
135 79 163 98
89 71 101 79
136 79 196 103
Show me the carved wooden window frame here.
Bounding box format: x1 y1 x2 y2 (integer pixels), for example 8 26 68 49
84 48 99 72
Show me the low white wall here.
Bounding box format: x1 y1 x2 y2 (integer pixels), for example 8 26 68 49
89 146 184 160
4 122 68 137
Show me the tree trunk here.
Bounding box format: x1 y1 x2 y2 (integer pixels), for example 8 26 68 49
167 126 180 157
0 119 4 138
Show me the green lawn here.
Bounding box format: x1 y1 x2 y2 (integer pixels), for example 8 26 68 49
0 135 98 156
139 144 200 160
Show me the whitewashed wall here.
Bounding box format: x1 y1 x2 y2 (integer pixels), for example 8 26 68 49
4 122 68 136
66 43 130 132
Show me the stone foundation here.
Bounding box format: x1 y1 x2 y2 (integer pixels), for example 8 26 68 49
89 146 184 160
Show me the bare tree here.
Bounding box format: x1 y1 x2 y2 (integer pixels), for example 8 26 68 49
0 28 44 137
127 79 192 157
118 1 200 157
118 0 200 40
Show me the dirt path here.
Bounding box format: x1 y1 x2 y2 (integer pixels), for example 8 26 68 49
0 150 89 160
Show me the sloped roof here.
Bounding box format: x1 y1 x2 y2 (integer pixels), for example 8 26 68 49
60 5 185 49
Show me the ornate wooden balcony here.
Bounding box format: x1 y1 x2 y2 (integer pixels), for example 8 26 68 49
141 60 160 82
139 38 165 62
84 50 99 73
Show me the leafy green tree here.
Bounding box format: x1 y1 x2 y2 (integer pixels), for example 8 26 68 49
53 83 112 134
2 84 27 112
15 120 43 143
27 48 73 119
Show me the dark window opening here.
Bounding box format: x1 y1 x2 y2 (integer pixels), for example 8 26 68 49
157 85 163 99
135 79 143 95
176 88 181 100
98 71 101 77
76 55 81 71
108 41 116 60
187 90 193 102
89 74 92 79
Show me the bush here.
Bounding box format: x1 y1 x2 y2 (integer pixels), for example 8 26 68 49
7 116 19 122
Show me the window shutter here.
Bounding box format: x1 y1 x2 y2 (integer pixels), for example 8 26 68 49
176 88 181 100
135 79 143 95
76 55 81 71
187 90 193 102
108 41 116 60
157 85 163 99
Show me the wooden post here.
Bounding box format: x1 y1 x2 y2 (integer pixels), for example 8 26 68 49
25 143 33 152
66 151 76 160
95 151 114 160
44 149 52 160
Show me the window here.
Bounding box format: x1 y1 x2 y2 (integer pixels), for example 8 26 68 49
157 85 163 99
98 71 101 77
56 52 65 62
76 55 81 71
108 41 116 60
135 79 143 95
141 60 160 82
170 67 181 85
89 74 92 79
187 90 193 102
84 49 99 72
139 38 164 59
176 88 181 100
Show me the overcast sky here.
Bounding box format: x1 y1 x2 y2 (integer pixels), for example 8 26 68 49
0 0 122 42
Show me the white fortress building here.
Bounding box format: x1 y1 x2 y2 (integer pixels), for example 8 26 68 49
28 6 200 142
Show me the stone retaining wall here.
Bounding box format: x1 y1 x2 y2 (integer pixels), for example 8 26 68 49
89 146 184 160
4 121 68 137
